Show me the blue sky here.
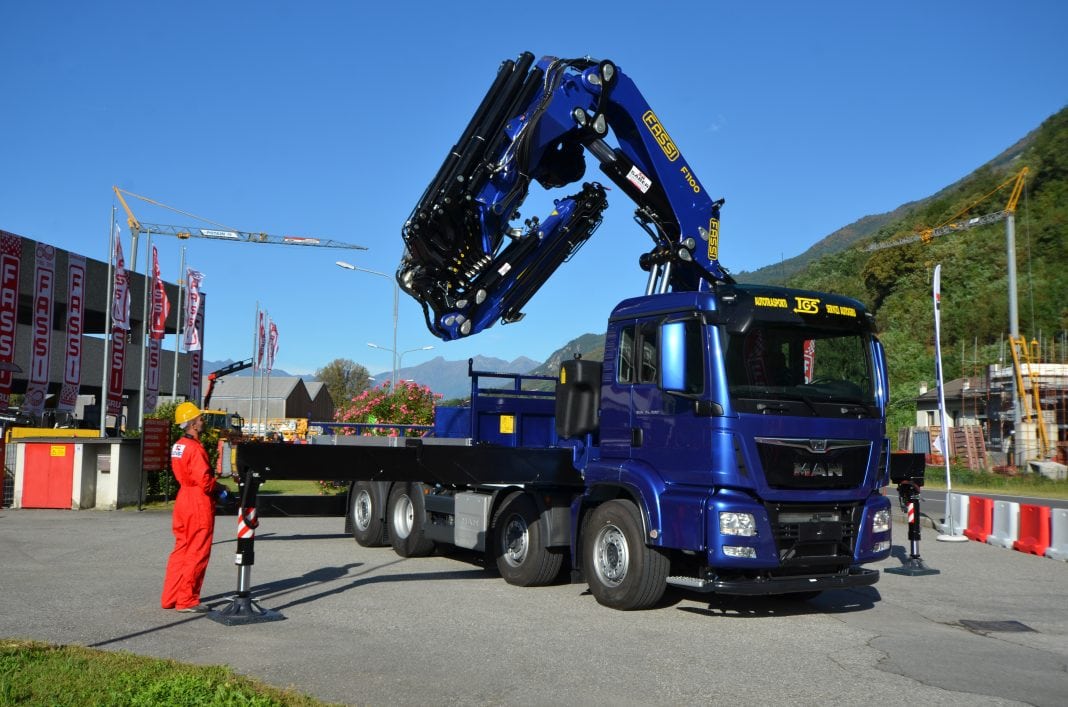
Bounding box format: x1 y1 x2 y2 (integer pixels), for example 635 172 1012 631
2 1 1065 377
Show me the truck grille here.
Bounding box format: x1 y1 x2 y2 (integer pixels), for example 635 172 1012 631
765 503 860 570
755 438 870 490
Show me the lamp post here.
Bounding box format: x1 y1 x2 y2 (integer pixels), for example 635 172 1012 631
367 343 434 388
336 260 399 387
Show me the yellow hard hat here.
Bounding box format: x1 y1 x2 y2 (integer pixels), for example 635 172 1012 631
175 401 202 425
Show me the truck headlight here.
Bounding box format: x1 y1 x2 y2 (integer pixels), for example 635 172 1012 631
720 512 757 537
872 509 891 534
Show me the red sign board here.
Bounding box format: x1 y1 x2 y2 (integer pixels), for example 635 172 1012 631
142 419 172 472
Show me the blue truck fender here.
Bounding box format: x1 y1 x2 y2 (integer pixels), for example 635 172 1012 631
569 460 713 564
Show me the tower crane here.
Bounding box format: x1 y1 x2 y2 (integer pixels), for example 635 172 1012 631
113 186 367 251
864 168 1043 463
864 168 1028 252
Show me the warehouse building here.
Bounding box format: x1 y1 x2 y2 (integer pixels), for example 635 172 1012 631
0 229 197 432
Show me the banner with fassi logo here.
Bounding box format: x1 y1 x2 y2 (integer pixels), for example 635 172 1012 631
150 246 169 340
184 268 204 351
189 292 205 404
107 235 131 417
256 309 265 370
107 325 126 416
24 244 55 415
267 320 278 372
145 337 161 413
112 235 131 331
0 233 22 407
58 254 86 412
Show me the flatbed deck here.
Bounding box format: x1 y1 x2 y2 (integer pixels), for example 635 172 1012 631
235 438 584 487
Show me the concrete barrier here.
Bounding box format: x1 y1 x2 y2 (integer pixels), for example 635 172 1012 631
963 496 994 542
1013 504 1051 556
939 492 969 535
986 500 1020 549
1045 508 1068 561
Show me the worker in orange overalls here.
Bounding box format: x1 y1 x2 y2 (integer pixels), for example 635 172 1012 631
161 402 220 613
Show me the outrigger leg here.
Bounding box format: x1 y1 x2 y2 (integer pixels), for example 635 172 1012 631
209 466 285 625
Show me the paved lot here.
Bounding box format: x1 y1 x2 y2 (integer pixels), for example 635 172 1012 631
1 508 1066 706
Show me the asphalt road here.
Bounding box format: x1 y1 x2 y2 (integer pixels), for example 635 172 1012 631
1 508 1066 706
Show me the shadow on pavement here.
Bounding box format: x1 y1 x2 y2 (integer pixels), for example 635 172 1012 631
675 585 881 618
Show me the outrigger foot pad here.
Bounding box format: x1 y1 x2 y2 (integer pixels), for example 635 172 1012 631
208 594 285 626
884 557 940 577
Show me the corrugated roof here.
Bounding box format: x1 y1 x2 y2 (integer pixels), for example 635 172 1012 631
208 376 305 400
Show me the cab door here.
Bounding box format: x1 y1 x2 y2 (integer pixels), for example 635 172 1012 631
598 320 635 461
630 317 713 485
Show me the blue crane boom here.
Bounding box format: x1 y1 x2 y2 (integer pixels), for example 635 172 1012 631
398 53 733 340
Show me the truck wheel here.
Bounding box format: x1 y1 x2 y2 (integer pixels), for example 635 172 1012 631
492 493 564 587
349 481 386 547
388 483 435 558
583 499 668 610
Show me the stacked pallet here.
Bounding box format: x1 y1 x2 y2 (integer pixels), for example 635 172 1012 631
951 425 987 470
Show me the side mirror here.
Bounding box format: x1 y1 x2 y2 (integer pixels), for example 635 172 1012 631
660 320 688 392
873 338 889 415
889 452 925 486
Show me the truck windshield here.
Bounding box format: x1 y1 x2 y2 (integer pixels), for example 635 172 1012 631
724 325 877 417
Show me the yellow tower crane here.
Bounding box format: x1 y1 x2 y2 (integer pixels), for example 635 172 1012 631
865 167 1044 464
113 186 367 252
864 168 1028 252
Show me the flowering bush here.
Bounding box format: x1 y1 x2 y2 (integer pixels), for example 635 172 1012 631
335 380 437 435
317 381 439 492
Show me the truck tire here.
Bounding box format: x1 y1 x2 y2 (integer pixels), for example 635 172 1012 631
492 493 564 587
583 499 669 610
349 481 386 547
388 482 435 558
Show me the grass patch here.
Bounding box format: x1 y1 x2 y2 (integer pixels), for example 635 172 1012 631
922 465 1068 500
133 480 344 511
0 639 334 706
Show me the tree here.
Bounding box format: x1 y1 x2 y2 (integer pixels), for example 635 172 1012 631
315 358 372 407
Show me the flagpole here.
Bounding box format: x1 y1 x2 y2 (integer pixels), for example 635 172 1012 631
249 303 258 432
260 309 269 435
934 264 967 542
171 247 185 403
100 208 116 436
136 235 153 429
265 316 273 433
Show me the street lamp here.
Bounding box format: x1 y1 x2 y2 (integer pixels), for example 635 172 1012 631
367 343 434 388
336 260 399 387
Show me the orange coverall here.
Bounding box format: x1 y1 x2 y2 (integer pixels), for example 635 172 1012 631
161 434 218 610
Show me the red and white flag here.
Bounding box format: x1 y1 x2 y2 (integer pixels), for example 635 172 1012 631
266 320 279 372
149 246 169 340
112 235 131 331
24 243 56 415
188 293 206 403
183 268 204 351
145 337 161 413
0 232 22 407
256 310 266 370
58 254 86 412
802 338 816 384
106 325 126 416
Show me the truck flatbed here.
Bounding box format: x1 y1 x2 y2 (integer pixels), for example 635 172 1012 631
236 438 584 487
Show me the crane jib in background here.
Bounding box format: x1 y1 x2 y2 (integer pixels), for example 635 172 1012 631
112 186 367 252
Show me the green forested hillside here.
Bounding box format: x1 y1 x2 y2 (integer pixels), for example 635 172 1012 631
781 107 1068 430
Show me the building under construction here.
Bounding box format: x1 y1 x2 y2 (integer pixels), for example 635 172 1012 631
909 356 1068 473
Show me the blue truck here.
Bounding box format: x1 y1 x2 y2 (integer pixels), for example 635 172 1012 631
234 53 893 610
